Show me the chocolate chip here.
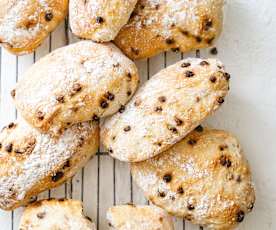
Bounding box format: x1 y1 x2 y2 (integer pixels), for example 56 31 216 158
187 204 195 210
219 144 228 151
51 171 64 182
195 125 203 132
217 97 225 104
236 210 245 222
56 95 64 103
181 62 191 68
119 105 125 113
96 16 104 24
174 117 183 126
92 114 100 122
10 89 16 98
158 191 166 197
163 173 172 183
206 37 215 45
127 73 132 80
100 100 108 109
203 19 213 31
131 47 139 55
155 106 162 112
165 38 175 44
105 92 115 101
155 4 160 10
0 143 2 149
127 90 132 96
236 175 242 182
188 139 197 145
224 72 231 81
124 126 131 132
5 143 13 152
7 122 15 129
63 160 70 169
37 212 46 219
72 83 82 93
185 71 195 78
14 149 24 154
45 11 53 21
168 126 178 134
37 111 44 120
177 187 184 194
210 76 217 83
158 96 166 103
200 61 209 66
181 30 190 36
210 47 218 55
219 155 232 167
195 36 202 43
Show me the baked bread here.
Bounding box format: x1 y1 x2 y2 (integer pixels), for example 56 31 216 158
107 204 174 230
0 120 99 210
114 0 224 59
101 58 230 162
13 41 139 135
69 0 138 42
0 0 68 55
131 128 255 229
19 198 96 230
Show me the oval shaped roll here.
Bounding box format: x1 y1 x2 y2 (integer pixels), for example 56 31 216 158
101 58 230 162
19 199 96 230
0 0 68 55
131 128 255 229
107 204 174 230
13 41 139 134
114 0 223 59
69 0 137 42
0 120 99 210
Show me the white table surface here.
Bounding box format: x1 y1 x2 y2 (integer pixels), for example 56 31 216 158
0 0 276 229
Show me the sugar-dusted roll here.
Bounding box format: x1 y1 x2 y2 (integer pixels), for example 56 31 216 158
131 128 255 229
101 58 230 162
0 120 99 210
115 0 224 59
0 0 68 55
13 41 139 134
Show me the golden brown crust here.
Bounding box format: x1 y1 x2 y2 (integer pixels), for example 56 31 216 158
69 0 137 41
13 41 139 135
101 58 229 162
0 0 68 55
0 120 99 210
19 199 96 230
131 128 255 229
114 0 224 59
106 204 174 230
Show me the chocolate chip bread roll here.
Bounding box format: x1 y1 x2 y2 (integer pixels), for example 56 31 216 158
0 120 99 210
131 128 255 230
114 0 224 59
70 0 137 42
101 58 230 162
107 204 174 230
19 199 96 230
0 0 68 55
13 41 139 135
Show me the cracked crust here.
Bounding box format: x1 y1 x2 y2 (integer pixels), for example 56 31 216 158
13 41 139 135
101 58 230 162
114 0 224 59
0 0 68 55
106 204 174 230
131 128 255 230
19 199 96 230
70 0 137 41
0 120 99 210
